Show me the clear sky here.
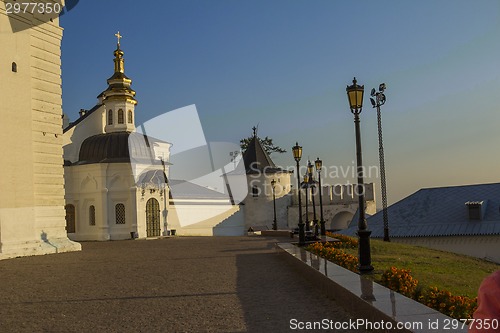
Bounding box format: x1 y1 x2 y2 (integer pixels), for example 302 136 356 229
60 0 500 206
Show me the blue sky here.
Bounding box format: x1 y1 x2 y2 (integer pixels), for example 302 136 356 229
60 0 500 205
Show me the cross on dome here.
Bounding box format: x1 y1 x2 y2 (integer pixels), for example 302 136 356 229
115 31 122 46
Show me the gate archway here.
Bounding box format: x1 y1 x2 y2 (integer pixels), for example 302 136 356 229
329 211 354 231
146 198 161 237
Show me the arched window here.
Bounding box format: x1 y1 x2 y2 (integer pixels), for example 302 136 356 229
128 110 133 124
65 204 76 233
11 62 17 72
108 110 113 125
115 203 126 224
89 205 96 226
118 109 124 124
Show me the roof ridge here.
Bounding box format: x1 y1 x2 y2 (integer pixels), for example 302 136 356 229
63 103 103 133
419 182 500 191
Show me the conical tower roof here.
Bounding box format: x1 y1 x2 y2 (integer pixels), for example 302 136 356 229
242 127 288 174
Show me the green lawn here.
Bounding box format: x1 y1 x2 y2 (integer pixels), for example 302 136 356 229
341 239 500 297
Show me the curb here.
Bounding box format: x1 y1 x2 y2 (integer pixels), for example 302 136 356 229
276 242 467 333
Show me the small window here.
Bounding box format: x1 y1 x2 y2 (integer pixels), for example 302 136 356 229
465 201 485 220
12 62 17 72
108 110 113 125
128 110 133 124
115 204 126 224
89 205 96 226
118 109 124 124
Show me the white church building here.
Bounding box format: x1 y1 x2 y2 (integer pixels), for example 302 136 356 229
62 36 252 240
63 37 172 241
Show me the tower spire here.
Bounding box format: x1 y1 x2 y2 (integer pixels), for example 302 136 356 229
113 31 125 73
99 31 137 133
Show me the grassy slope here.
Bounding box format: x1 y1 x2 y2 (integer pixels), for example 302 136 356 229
342 239 500 297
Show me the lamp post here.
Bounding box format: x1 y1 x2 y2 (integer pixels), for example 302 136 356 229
370 83 390 242
346 77 373 273
158 156 169 236
307 161 318 237
302 174 310 233
315 157 326 236
271 179 277 231
229 150 239 169
292 142 305 245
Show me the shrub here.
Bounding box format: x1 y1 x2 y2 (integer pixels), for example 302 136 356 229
379 267 477 319
418 286 477 319
325 232 358 249
381 266 419 298
307 242 359 272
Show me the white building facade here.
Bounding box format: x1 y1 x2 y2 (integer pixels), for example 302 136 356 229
0 1 81 259
63 41 172 241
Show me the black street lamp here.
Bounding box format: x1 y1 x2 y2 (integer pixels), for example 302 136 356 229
292 142 305 245
302 174 310 233
315 157 326 236
158 156 169 236
271 179 277 231
370 83 390 242
346 77 374 273
307 161 318 237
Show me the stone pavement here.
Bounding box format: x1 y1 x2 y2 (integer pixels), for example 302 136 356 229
0 236 360 332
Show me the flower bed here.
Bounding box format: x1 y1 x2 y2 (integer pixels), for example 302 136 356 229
307 241 359 272
306 234 478 319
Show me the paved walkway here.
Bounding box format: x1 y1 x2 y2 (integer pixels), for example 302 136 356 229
0 236 358 332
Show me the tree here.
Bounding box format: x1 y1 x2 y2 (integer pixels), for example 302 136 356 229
240 136 287 155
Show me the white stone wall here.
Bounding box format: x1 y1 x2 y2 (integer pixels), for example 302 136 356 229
0 2 80 259
63 105 106 163
65 164 109 241
243 172 292 230
65 162 168 241
292 183 376 206
287 183 376 230
107 165 139 240
168 200 244 236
